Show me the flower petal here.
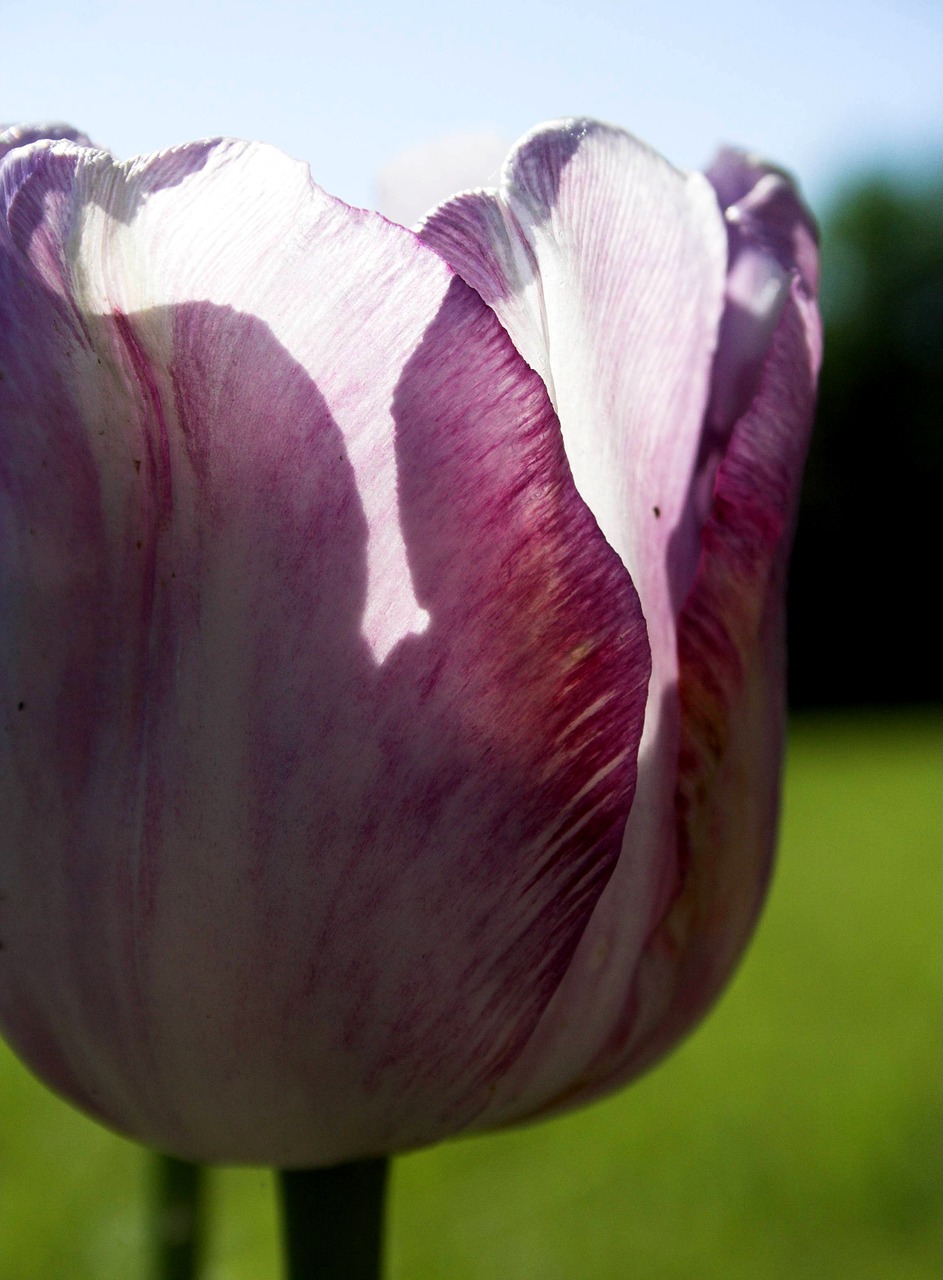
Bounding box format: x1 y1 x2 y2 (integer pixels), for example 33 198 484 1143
0 137 650 1164
492 163 818 1123
0 121 94 161
612 176 822 1086
420 119 733 1120
704 150 819 435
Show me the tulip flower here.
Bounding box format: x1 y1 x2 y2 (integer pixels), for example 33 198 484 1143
0 117 820 1188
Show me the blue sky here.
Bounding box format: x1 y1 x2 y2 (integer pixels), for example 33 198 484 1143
3 0 940 215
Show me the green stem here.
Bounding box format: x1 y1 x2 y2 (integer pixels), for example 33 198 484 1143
278 1158 389 1280
149 1152 205 1280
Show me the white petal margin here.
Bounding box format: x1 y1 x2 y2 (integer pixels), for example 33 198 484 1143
420 119 729 1122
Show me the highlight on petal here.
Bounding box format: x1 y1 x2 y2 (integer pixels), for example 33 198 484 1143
0 134 650 1164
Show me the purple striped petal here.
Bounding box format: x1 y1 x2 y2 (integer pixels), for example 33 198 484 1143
0 137 650 1164
530 277 820 1114
419 120 819 1125
420 119 731 1120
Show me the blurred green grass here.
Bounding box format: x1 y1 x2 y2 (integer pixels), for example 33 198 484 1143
1 710 939 1279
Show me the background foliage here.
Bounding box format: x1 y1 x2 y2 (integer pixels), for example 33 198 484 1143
788 168 942 707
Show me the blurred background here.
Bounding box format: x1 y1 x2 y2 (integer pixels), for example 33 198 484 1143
2 0 940 1276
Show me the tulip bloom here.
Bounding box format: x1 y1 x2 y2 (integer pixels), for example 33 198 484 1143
0 118 820 1167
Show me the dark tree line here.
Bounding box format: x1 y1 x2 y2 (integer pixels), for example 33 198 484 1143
787 167 942 708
